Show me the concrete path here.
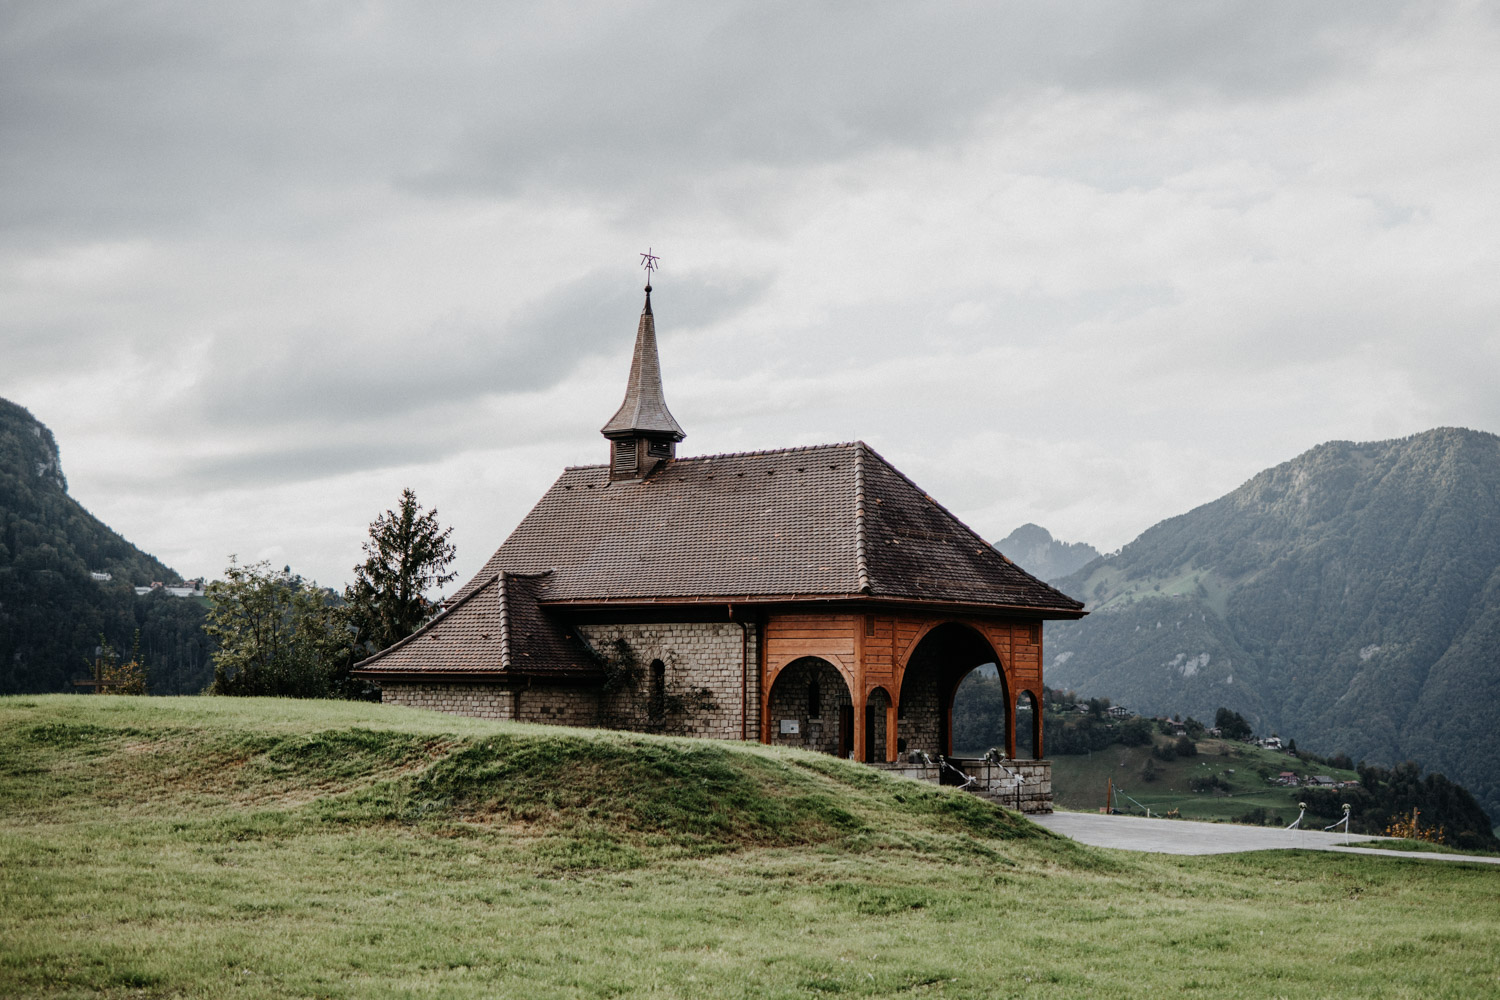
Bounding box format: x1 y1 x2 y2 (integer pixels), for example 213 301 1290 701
1033 811 1500 865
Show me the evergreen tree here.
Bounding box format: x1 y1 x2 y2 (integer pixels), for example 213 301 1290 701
338 490 456 694
1215 707 1253 741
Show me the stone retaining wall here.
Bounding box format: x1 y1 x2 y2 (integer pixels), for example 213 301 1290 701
873 757 1053 814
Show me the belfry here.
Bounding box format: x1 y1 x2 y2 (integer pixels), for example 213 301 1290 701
599 282 685 480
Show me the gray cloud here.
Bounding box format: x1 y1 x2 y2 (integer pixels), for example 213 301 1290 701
2 2 1408 242
3 1 1495 588
156 266 770 485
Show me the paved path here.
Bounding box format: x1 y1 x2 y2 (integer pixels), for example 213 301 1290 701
1033 811 1500 865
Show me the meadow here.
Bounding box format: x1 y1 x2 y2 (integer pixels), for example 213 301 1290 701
2 695 1497 999
1050 738 1358 824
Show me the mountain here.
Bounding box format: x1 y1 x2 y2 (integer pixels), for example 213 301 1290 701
994 523 1100 583
1045 428 1500 824
0 398 212 694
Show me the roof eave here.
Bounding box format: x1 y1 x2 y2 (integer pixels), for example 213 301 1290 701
536 592 1087 619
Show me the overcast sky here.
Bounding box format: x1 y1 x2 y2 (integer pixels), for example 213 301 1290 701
4 2 1498 591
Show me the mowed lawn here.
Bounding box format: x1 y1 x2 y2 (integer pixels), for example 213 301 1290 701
2 696 1497 999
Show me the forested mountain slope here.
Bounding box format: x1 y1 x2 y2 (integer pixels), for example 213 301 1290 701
1047 428 1500 823
0 398 211 693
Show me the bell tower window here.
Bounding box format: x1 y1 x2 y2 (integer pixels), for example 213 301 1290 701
613 438 638 475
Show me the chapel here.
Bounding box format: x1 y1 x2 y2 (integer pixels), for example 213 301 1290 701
352 278 1085 806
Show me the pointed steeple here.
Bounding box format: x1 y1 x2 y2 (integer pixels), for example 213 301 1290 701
602 282 685 479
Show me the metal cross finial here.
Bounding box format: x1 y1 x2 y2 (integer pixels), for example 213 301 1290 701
640 248 659 275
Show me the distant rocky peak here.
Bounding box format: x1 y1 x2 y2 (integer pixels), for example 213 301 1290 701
994 523 1101 584
1 397 67 493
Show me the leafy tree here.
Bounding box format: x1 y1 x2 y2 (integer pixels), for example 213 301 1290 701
1118 717 1153 746
97 631 148 695
1175 734 1198 757
951 669 1009 755
205 559 339 698
1215 707 1253 741
340 489 457 689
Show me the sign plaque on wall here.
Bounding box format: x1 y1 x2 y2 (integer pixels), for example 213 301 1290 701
779 719 800 735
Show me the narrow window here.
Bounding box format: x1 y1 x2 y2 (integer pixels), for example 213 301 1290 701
808 680 821 719
864 615 875 637
648 659 666 720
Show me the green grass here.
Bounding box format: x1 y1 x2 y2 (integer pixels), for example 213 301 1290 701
2 696 1498 999
1051 737 1356 824
1350 839 1500 858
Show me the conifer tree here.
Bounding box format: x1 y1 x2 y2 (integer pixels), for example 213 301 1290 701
339 489 456 691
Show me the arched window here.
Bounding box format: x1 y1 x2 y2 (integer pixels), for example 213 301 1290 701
808 680 821 719
648 659 666 720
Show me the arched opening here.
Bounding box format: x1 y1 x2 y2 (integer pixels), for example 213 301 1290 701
1016 690 1040 760
950 663 1008 757
648 659 666 721
766 657 853 756
898 622 1008 757
865 686 893 763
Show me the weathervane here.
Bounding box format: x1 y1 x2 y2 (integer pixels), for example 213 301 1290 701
640 247 659 289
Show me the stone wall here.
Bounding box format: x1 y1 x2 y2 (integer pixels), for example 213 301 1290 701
896 668 942 756
379 621 758 738
577 621 759 740
378 681 601 726
516 685 602 727
766 656 854 755
873 757 1053 814
379 681 518 720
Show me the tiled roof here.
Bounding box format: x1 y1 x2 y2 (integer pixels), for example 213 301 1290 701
356 442 1082 682
452 441 1084 614
353 571 601 680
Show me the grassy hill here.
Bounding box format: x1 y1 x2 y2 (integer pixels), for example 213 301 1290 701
1047 428 1500 825
4 696 1499 998
1052 737 1356 824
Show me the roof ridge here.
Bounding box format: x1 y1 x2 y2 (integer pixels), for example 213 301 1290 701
853 443 871 593
352 573 501 669
859 442 1076 604
496 573 513 671
563 441 860 472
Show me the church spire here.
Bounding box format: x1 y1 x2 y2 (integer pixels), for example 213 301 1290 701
602 260 684 479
